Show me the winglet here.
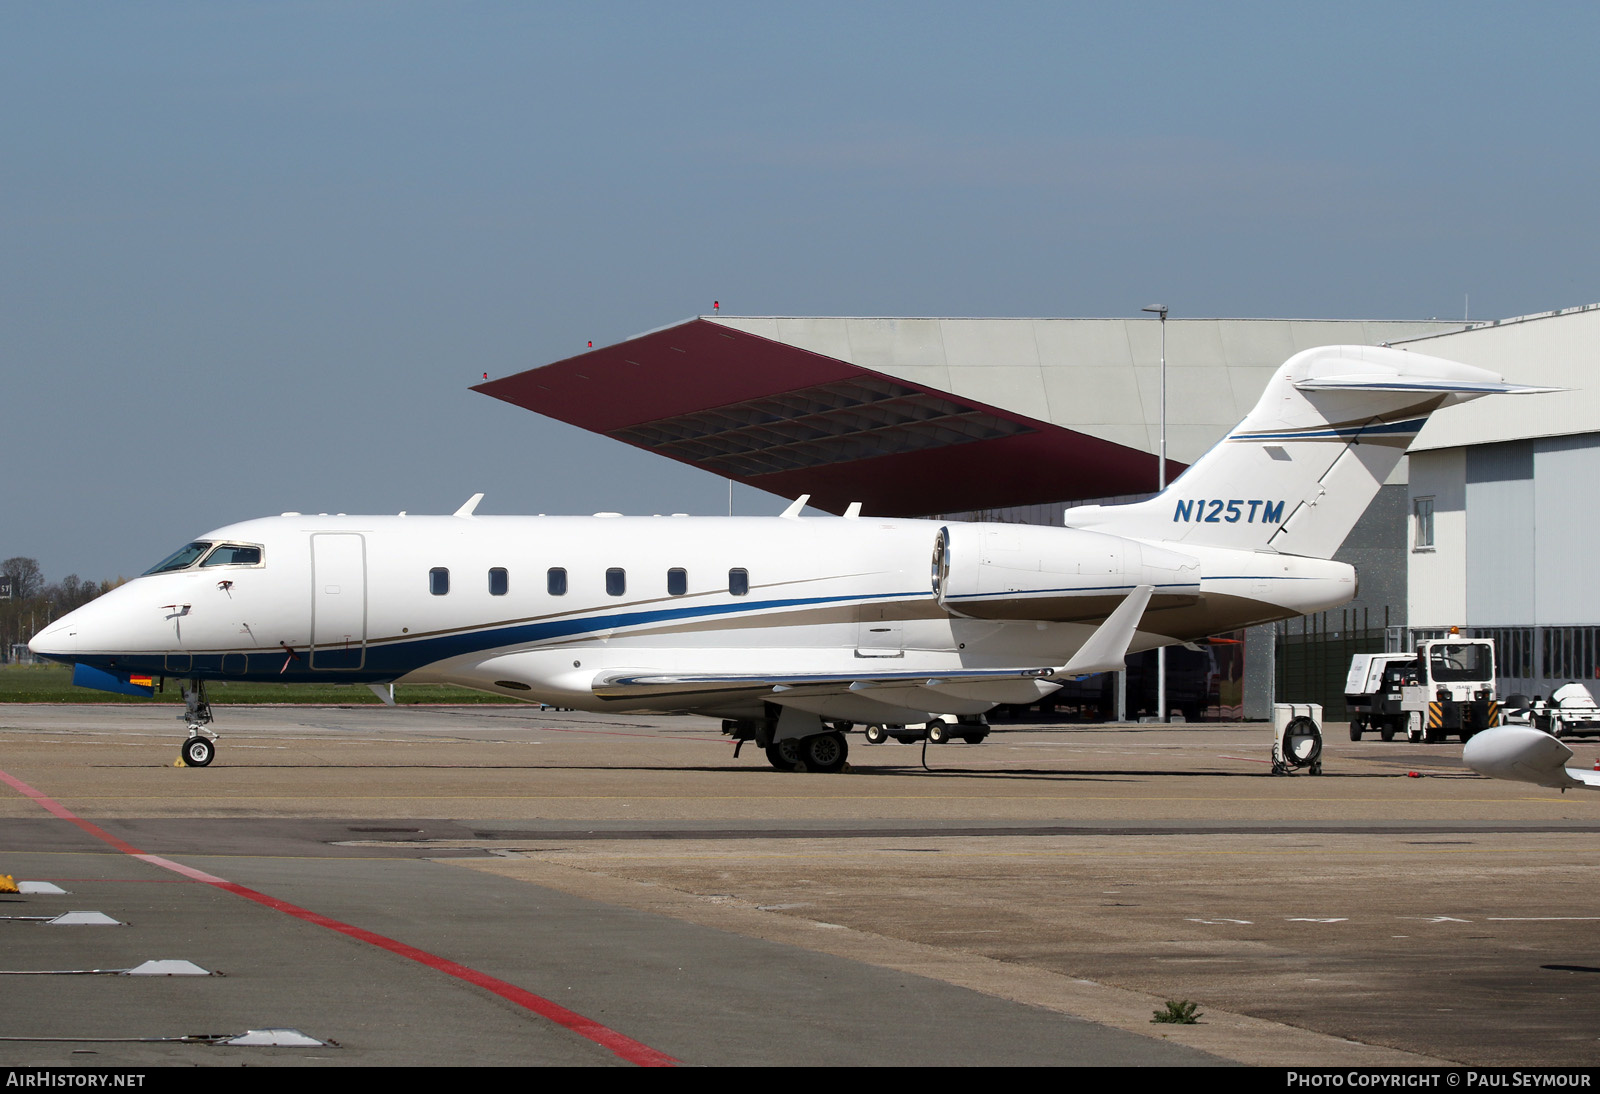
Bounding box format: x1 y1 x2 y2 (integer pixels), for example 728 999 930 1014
1056 585 1155 676
454 493 485 518
779 494 811 519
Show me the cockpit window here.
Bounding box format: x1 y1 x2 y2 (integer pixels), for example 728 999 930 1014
200 544 263 567
144 542 213 575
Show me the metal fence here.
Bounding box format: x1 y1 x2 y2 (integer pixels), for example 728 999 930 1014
1275 607 1393 720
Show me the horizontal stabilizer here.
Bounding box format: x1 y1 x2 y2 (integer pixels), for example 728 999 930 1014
1056 584 1154 677
1294 376 1563 396
1463 726 1600 791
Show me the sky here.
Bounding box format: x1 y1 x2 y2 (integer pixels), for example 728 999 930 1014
5 2 1599 583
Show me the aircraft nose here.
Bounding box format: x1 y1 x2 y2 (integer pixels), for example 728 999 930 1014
29 617 84 661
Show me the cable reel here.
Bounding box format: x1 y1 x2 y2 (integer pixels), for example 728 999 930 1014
1273 703 1323 776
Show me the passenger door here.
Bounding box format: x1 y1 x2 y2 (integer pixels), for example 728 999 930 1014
310 533 366 670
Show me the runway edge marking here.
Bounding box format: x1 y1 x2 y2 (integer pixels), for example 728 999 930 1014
0 764 679 1068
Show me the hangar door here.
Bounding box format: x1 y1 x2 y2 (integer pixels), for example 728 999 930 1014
310 533 367 670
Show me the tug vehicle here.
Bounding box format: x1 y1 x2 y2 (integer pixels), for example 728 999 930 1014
1345 634 1498 743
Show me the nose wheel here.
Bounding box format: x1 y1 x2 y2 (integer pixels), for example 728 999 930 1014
181 734 216 767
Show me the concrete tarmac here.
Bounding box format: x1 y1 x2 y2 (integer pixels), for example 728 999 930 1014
2 703 1598 1067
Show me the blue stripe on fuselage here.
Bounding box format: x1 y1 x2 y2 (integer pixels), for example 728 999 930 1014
67 588 925 685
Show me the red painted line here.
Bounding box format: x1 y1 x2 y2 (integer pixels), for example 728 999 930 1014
0 766 145 856
0 764 678 1067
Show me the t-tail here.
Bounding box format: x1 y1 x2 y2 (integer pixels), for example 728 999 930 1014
1063 345 1554 559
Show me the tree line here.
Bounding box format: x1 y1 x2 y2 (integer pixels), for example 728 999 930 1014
2 557 123 661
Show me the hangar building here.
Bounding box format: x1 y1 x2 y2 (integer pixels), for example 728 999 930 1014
478 309 1591 719
1392 303 1600 702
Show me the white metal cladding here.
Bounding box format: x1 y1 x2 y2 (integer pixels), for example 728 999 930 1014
1407 449 1468 627
1531 436 1600 626
1464 441 1534 627
1395 304 1600 453
1415 435 1600 632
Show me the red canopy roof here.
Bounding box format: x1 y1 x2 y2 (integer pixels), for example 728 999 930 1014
473 318 1178 517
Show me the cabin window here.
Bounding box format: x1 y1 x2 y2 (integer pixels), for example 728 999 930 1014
606 568 626 596
547 567 567 596
728 568 749 596
201 544 262 567
1413 496 1435 550
429 567 450 595
488 567 508 596
668 568 687 596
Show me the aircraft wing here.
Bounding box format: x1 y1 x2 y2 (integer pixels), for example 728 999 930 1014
589 665 1058 702
590 585 1156 716
1463 726 1600 791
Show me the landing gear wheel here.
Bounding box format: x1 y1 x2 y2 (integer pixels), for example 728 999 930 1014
801 731 849 773
927 721 950 744
765 738 802 771
181 736 215 767
863 725 888 745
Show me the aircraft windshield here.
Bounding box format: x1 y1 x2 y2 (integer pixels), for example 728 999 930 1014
200 544 262 567
144 542 213 575
1429 643 1492 683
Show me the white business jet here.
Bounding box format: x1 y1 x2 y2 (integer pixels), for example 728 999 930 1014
30 345 1543 772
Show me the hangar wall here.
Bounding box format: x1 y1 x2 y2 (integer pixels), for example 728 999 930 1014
1396 305 1600 699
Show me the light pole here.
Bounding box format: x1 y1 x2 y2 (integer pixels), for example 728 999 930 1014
1142 305 1168 723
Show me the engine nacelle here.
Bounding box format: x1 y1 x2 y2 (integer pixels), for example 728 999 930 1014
932 523 1200 622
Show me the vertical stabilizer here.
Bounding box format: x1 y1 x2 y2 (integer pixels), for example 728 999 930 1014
1063 345 1551 559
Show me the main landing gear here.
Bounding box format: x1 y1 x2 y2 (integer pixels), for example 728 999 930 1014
760 729 850 773
178 680 217 767
724 710 992 772
726 710 851 773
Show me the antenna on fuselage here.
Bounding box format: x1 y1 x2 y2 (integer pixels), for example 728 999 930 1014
453 493 485 518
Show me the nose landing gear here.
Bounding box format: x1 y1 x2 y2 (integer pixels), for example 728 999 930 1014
178 680 217 767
